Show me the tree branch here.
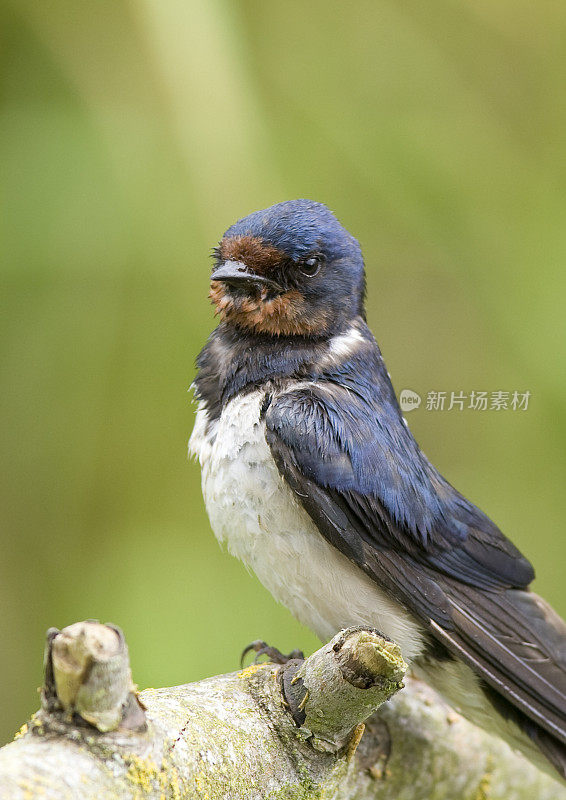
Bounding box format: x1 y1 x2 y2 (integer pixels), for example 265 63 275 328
0 621 562 799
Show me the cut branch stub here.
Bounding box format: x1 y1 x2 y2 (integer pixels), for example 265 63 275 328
280 626 407 752
42 621 146 733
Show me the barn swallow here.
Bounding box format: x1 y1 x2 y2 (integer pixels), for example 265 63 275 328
189 199 566 780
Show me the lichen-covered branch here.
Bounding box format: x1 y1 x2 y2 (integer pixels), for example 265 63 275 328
0 622 563 800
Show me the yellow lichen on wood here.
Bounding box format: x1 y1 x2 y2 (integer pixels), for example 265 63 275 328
238 662 268 680
125 754 160 794
475 756 494 800
13 724 28 741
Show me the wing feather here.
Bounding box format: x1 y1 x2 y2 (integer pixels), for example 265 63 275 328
264 384 566 753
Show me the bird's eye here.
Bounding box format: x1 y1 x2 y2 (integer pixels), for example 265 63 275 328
298 254 324 277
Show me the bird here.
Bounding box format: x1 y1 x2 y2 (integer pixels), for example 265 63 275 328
189 199 566 781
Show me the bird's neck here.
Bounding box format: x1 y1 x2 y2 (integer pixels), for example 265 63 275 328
193 318 400 423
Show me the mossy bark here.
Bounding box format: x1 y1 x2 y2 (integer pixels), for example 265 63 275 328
0 623 563 800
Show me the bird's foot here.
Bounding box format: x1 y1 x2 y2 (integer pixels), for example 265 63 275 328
240 639 304 668
240 640 307 725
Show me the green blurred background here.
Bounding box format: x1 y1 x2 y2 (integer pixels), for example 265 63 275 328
1 0 565 745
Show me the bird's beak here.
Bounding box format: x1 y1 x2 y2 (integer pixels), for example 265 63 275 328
210 261 281 292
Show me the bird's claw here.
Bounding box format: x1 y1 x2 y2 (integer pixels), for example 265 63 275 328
240 639 304 668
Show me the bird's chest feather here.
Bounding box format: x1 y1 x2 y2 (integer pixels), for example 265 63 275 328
189 389 425 661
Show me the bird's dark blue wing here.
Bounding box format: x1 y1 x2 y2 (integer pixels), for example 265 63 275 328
263 380 566 756
265 380 534 588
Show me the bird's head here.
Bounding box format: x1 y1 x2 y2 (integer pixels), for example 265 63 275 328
209 200 365 337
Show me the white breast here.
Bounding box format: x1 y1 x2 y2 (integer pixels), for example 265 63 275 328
189 389 425 662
